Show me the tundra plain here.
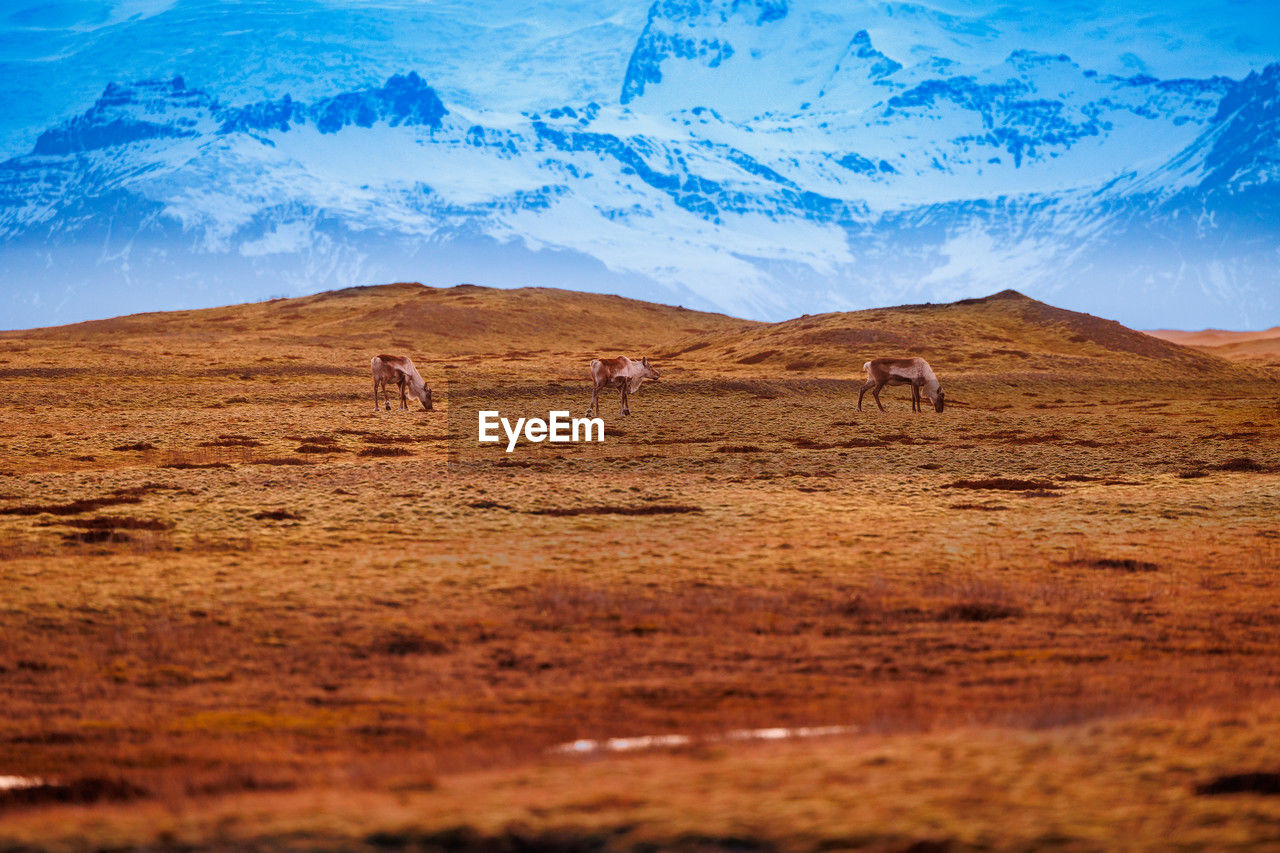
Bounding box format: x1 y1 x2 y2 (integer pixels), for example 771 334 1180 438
2 284 1280 851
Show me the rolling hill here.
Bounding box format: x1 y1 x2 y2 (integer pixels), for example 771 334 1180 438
1147 326 1280 366
654 289 1236 379
5 282 752 356
1 283 1241 383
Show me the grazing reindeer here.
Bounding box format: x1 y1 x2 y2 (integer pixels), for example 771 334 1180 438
587 356 659 417
858 357 945 413
371 354 433 411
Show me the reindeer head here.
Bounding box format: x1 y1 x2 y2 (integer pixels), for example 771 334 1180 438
640 357 659 381
934 388 945 413
418 384 433 411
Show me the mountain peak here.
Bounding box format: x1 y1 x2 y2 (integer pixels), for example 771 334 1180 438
213 72 447 137
32 77 216 156
621 1 904 115
956 289 1032 305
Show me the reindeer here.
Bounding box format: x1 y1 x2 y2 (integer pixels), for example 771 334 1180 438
371 355 433 411
587 356 659 417
858 357 945 413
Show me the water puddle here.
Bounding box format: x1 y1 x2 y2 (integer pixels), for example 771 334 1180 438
552 724 858 755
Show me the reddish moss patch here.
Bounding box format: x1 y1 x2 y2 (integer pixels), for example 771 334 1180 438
252 510 304 521
529 505 702 517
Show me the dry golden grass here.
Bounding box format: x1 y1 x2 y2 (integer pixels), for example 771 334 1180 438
1 283 1279 850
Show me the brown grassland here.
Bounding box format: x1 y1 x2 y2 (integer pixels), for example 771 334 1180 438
1 283 1279 851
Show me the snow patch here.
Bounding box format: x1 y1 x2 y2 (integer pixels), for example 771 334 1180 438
552 725 858 755
0 775 46 791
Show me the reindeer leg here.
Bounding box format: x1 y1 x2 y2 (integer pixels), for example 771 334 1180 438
912 382 920 413
620 384 630 416
858 381 869 412
873 382 886 412
373 377 380 411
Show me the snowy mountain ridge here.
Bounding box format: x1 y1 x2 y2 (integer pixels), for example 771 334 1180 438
1 1 1277 330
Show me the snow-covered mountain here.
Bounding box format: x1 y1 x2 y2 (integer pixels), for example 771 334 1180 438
1 0 1277 330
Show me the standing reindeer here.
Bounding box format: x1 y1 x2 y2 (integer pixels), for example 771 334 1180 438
858 357 945 413
371 355 433 411
587 356 659 417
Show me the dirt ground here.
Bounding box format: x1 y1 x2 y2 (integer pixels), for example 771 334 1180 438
1 284 1279 850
